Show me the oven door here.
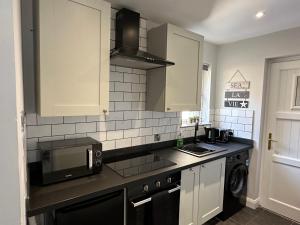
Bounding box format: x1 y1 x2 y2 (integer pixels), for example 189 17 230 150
128 185 181 225
42 145 94 184
55 190 124 225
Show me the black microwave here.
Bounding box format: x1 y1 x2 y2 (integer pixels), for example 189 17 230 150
30 137 103 185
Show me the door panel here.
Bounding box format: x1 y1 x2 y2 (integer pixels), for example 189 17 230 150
261 60 300 222
166 25 203 111
198 158 225 224
179 166 200 225
38 0 110 116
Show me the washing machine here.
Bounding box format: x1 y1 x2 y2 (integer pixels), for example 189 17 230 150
218 150 249 220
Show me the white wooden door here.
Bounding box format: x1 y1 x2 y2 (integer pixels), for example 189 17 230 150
179 166 200 225
198 158 225 225
37 0 110 116
261 60 300 222
166 24 203 112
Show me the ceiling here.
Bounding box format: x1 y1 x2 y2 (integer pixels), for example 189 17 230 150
106 0 300 44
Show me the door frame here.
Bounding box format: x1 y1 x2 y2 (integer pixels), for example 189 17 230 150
259 54 300 209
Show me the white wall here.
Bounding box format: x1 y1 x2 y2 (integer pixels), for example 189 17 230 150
216 26 300 199
0 0 26 224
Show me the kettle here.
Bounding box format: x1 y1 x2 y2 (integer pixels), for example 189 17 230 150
204 127 219 143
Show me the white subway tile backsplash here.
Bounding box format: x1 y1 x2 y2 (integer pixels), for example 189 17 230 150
64 116 86 123
97 121 116 132
124 93 140 102
87 132 106 142
109 92 123 101
225 116 238 123
237 131 252 139
116 120 132 130
132 102 145 111
132 83 146 92
132 119 145 128
238 117 253 125
139 75 146 84
86 115 105 122
124 73 140 83
52 124 75 136
246 110 254 118
145 135 154 144
107 112 123 121
146 119 159 127
116 138 131 148
37 116 63 125
76 122 96 133
153 112 165 119
102 140 116 150
124 111 139 120
124 129 140 138
110 71 123 82
132 136 145 146
139 111 153 119
231 123 244 132
159 118 171 126
140 127 153 136
139 93 146 102
107 130 123 140
27 125 51 138
27 138 38 150
115 102 132 111
115 82 131 92
153 126 166 134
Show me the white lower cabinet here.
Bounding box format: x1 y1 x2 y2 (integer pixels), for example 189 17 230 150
179 158 226 225
179 166 200 225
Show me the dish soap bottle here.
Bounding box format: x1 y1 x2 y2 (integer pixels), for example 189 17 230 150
176 132 184 149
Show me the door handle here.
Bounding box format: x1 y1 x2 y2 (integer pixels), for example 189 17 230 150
131 197 152 207
168 185 181 194
268 133 278 150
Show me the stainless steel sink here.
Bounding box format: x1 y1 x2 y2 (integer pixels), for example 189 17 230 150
177 142 227 157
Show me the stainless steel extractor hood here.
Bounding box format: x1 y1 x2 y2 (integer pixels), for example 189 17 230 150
110 8 175 70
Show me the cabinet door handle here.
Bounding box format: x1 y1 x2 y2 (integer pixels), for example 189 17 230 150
103 109 107 114
167 107 171 111
131 197 152 207
168 185 181 194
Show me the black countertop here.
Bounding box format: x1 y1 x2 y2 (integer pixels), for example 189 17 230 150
27 139 253 217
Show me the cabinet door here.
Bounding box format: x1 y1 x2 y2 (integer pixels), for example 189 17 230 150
198 158 226 224
165 24 203 112
37 0 110 116
179 166 200 225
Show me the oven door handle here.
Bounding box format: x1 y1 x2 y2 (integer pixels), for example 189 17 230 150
168 185 181 194
131 197 152 208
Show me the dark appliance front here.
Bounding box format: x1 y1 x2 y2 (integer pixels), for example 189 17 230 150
55 190 124 225
30 137 103 185
127 172 181 225
218 150 249 220
204 127 219 143
110 8 175 69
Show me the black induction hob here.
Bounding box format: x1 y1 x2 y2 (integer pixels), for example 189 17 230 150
105 153 176 178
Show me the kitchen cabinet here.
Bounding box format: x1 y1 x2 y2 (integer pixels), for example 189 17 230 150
179 158 225 225
198 158 225 224
147 24 204 112
36 0 111 116
179 165 200 225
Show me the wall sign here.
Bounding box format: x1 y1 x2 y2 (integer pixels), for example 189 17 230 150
224 70 250 108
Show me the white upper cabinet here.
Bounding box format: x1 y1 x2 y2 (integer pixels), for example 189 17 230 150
198 158 226 224
36 0 111 116
147 24 204 112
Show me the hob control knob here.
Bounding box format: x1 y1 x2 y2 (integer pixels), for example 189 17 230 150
167 177 172 184
155 181 161 188
143 185 149 192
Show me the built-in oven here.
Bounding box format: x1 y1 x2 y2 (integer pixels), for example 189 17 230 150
54 189 124 225
127 172 181 225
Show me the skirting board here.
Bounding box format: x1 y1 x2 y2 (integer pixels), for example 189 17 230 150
246 197 260 209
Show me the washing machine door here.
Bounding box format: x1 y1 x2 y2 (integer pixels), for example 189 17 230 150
228 164 248 198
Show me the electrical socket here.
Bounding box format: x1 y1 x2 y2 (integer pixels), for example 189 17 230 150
154 134 160 142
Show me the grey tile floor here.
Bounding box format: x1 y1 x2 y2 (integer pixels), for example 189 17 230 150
204 207 299 225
